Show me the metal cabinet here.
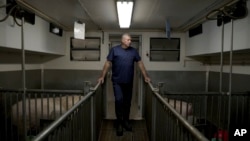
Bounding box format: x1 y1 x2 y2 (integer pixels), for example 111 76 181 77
70 37 101 61
150 38 180 61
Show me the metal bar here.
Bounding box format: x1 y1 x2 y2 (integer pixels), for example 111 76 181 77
35 93 38 134
21 13 27 141
41 94 44 119
53 94 56 118
41 65 44 89
16 93 20 141
10 94 14 141
227 19 234 130
90 81 101 91
28 93 31 136
60 94 62 115
228 19 234 96
47 94 49 119
90 96 95 141
4 94 7 140
151 95 156 141
205 70 209 92
0 88 84 94
219 19 225 93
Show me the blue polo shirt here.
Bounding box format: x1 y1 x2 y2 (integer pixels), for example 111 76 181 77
107 45 141 83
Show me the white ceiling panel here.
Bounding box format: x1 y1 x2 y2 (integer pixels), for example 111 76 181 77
17 0 236 31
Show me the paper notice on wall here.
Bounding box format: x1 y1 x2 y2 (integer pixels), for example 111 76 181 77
74 21 85 39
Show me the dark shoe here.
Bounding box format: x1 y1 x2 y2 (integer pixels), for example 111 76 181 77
116 123 123 136
123 121 132 131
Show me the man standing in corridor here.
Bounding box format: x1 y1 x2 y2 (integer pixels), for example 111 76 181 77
98 33 150 136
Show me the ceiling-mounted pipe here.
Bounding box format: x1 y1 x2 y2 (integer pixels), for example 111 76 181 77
178 0 239 32
15 0 70 31
77 0 103 31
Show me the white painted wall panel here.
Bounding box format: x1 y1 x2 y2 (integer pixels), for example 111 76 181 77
0 10 66 55
186 1 250 56
44 31 206 71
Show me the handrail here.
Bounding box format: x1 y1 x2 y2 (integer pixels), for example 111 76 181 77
32 82 101 141
147 82 209 141
148 82 159 92
90 81 101 91
0 88 84 93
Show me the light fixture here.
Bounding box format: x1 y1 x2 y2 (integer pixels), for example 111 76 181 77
50 23 63 36
116 0 134 28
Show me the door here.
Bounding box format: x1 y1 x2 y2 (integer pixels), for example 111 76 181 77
105 34 143 120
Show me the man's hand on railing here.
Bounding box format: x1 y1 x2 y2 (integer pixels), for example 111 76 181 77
147 82 159 92
90 81 101 91
97 77 104 84
144 76 151 83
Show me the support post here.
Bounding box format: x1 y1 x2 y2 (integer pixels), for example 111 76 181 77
91 95 96 141
227 19 234 130
151 96 156 141
21 14 27 141
219 18 225 93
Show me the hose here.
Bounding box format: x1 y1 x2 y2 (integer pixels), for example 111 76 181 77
206 0 248 21
0 5 17 22
206 9 224 20
0 4 23 26
14 7 23 26
223 3 248 19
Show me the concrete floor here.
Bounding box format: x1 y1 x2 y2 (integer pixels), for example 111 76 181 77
98 119 149 141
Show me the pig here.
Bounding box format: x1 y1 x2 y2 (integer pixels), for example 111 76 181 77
11 95 83 139
164 98 194 124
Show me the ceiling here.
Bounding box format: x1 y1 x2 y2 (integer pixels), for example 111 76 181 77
16 0 237 32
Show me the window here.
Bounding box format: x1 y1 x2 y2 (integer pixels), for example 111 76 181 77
150 38 180 61
70 37 101 61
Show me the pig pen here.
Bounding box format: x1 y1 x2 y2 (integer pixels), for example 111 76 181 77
0 88 85 141
162 91 250 141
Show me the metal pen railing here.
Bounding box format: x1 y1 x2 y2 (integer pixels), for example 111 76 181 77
32 82 102 141
145 82 209 141
0 88 86 141
161 91 250 140
0 81 102 141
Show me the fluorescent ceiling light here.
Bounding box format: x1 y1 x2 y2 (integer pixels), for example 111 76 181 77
116 1 134 28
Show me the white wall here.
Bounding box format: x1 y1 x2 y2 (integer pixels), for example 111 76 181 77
186 1 250 56
44 31 206 71
186 1 250 75
0 64 41 72
0 7 66 55
0 5 66 71
208 65 250 75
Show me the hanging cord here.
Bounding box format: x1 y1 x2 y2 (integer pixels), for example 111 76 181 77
14 6 23 26
0 4 17 22
0 4 24 26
